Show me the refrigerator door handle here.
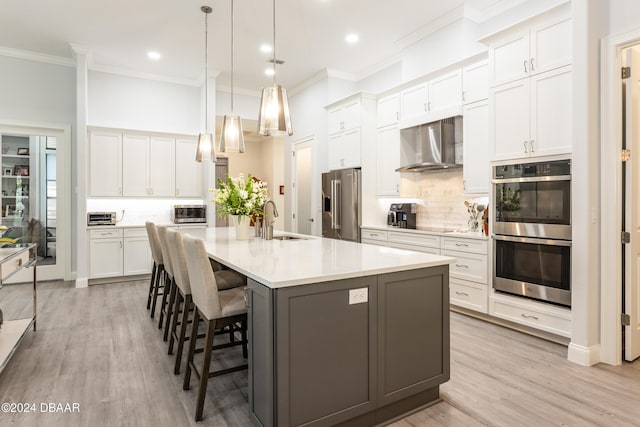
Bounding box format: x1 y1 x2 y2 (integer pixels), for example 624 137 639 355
331 179 342 230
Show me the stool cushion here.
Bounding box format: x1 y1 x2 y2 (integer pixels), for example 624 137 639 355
218 287 248 318
214 269 246 291
145 221 164 265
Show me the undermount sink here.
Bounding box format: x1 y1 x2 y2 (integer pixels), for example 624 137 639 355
272 235 306 240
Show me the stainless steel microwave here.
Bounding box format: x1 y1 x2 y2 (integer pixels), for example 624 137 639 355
172 205 206 224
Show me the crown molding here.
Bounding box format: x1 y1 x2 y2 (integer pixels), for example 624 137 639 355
394 5 465 51
0 46 75 67
355 54 402 82
464 0 528 23
288 69 330 96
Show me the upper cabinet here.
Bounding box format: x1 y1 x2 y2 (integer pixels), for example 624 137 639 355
487 7 572 161
89 130 200 198
325 93 376 170
462 61 489 104
489 14 572 87
400 69 462 128
376 93 400 128
462 100 490 194
122 135 175 197
89 131 122 197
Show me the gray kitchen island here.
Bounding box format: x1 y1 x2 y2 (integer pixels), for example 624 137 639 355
181 227 454 427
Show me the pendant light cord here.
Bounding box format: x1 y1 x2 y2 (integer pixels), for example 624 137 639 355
231 0 234 112
203 6 211 133
272 0 276 85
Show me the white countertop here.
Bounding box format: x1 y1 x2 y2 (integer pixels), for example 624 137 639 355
180 227 455 289
86 222 206 230
362 224 489 240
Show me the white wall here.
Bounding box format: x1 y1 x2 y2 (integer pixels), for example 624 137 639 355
0 56 75 124
88 71 201 134
402 19 486 82
608 0 638 35
215 90 260 120
357 62 403 94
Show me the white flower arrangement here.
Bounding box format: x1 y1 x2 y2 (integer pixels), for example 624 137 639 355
213 173 269 217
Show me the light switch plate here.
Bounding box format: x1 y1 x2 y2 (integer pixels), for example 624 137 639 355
349 287 368 305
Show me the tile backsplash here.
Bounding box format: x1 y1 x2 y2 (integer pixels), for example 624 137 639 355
411 169 487 230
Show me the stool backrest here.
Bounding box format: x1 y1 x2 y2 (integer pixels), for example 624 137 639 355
165 229 191 295
145 221 163 265
183 234 221 320
157 225 174 277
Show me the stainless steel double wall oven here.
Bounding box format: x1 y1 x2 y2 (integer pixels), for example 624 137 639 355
492 159 571 307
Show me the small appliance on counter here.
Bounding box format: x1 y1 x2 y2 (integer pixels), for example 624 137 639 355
172 205 207 224
87 212 116 226
387 203 417 229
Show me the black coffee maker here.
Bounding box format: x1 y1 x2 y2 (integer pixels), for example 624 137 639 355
387 203 417 229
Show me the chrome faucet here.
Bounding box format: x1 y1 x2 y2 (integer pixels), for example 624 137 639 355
262 200 279 240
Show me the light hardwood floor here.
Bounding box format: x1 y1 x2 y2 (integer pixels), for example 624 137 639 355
0 279 638 426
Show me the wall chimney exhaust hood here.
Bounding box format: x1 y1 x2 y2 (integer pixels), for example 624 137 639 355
396 116 463 172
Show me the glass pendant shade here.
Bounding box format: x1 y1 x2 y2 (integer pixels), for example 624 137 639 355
195 132 215 162
220 115 245 153
258 84 293 136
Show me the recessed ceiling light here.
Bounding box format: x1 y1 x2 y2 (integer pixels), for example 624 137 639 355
260 44 272 53
147 51 161 60
265 68 275 76
345 34 359 44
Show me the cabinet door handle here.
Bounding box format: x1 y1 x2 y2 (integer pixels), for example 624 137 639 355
101 232 113 236
455 243 469 247
455 264 469 269
530 58 535 71
521 313 539 320
523 141 529 153
424 102 428 112
396 112 400 120
455 291 469 297
529 140 535 153
120 241 123 249
462 91 466 102
523 60 528 73
396 184 399 193
428 101 431 111
463 180 466 191
176 188 180 196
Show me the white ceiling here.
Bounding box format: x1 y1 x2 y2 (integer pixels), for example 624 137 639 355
0 0 520 93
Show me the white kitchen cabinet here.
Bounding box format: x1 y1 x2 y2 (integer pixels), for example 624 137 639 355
462 100 490 194
489 14 571 87
376 124 400 196
89 131 122 197
462 61 488 104
328 99 361 135
89 228 124 279
377 93 400 128
401 70 462 126
123 135 175 197
328 129 361 170
489 292 571 338
175 138 202 198
326 93 375 170
388 231 441 255
491 66 571 161
123 228 152 275
361 228 388 247
442 236 489 314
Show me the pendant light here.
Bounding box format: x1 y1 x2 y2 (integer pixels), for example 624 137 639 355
220 0 245 153
257 0 293 136
195 5 216 163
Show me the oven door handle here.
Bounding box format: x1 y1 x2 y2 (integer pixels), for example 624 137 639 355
492 175 571 184
492 234 572 246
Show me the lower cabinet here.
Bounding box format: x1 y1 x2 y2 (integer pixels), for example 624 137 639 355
123 228 152 276
89 231 124 279
489 292 572 337
248 266 450 427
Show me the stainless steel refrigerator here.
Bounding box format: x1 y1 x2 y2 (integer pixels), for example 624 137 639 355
322 168 361 242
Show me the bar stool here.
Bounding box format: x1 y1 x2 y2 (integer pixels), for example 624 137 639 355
156 225 177 340
182 234 248 421
167 229 247 374
145 221 165 318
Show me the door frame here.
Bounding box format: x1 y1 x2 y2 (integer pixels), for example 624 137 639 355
601 29 640 365
0 120 71 282
291 136 316 235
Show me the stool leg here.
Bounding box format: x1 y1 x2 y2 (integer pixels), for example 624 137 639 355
150 264 164 319
174 294 192 375
241 320 248 358
158 274 172 329
168 289 182 354
163 279 177 341
195 318 216 421
183 308 200 391
147 262 157 310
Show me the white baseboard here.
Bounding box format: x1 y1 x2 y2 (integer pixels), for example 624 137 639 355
75 277 88 288
567 342 601 366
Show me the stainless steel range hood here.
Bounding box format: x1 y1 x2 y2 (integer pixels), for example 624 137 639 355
396 116 463 172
